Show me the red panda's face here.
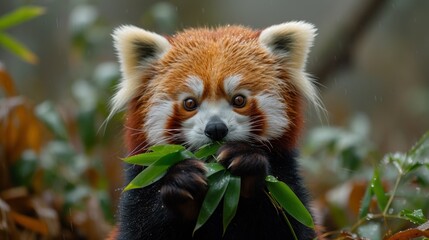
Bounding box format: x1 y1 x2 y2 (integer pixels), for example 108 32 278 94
146 75 288 149
111 23 320 151
142 35 293 149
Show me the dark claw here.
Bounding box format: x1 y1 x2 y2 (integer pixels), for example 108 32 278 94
216 142 270 177
160 159 207 220
216 142 270 198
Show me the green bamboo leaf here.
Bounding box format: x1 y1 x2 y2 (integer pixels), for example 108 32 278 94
265 175 314 228
205 162 225 177
400 209 427 225
0 6 45 30
358 183 373 219
123 152 166 166
223 174 241 234
181 149 196 159
0 33 37 64
149 144 185 153
123 151 184 191
371 168 388 211
194 170 230 234
124 146 194 166
194 142 222 159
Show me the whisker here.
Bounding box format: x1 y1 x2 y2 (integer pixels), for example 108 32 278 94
127 141 150 157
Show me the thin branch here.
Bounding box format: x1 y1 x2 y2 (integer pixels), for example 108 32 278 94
309 0 389 84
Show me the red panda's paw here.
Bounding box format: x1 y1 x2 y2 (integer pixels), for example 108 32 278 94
217 143 270 198
217 142 270 177
160 159 208 220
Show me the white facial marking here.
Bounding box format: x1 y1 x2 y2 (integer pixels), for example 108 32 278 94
255 93 288 139
223 75 242 96
184 75 204 99
145 97 174 145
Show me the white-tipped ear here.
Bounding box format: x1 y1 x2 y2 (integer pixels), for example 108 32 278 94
110 25 171 115
259 21 321 108
259 21 316 70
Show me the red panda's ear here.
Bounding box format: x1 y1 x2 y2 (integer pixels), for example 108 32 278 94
259 21 316 70
110 25 171 114
259 22 321 109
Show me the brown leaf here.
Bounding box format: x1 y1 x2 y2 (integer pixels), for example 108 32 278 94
0 198 20 239
0 188 59 237
0 187 28 201
32 197 60 236
69 193 112 240
348 180 367 216
0 67 17 97
9 210 49 235
1 98 45 163
386 220 429 240
0 67 46 169
1 189 35 221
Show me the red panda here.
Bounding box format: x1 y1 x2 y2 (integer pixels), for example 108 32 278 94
109 22 322 240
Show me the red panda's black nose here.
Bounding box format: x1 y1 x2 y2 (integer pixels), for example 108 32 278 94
204 116 228 141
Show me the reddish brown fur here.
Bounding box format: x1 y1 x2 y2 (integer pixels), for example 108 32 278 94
246 98 267 137
164 103 195 142
124 25 305 154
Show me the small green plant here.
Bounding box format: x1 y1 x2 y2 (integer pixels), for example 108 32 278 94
0 6 45 64
352 131 429 239
311 128 429 240
122 143 314 239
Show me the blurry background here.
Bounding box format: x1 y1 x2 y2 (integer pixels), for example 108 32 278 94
3 0 429 151
1 0 428 239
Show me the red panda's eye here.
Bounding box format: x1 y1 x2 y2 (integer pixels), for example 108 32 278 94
183 98 198 111
232 95 246 108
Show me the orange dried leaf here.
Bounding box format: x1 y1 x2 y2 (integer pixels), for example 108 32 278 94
0 67 17 96
32 198 60 236
9 210 49 235
0 68 46 165
386 229 429 240
348 180 367 216
0 186 28 200
386 220 429 240
69 194 112 239
2 101 44 163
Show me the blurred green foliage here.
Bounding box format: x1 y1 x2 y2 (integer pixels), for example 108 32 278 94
301 116 429 239
0 6 44 64
1 3 122 239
